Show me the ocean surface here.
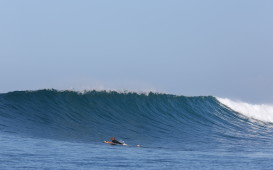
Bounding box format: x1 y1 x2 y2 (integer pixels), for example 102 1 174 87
1 89 273 169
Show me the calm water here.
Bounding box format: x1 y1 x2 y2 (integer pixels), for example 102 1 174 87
1 132 273 170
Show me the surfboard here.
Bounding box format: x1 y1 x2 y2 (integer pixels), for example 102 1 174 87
103 141 127 146
103 141 140 147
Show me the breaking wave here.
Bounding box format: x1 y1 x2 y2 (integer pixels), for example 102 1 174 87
0 89 273 150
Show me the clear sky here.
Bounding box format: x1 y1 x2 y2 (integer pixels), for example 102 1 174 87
0 0 273 103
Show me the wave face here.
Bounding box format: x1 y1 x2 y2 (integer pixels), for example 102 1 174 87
1 89 273 150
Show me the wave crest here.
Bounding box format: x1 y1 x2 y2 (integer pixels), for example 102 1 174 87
217 97 273 123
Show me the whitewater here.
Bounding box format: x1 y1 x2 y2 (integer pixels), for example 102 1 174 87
1 89 273 169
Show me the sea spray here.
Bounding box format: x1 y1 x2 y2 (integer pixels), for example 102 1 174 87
217 97 273 123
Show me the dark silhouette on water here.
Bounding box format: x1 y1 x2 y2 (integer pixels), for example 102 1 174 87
104 137 126 145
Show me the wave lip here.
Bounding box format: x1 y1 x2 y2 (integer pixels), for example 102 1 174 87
217 97 273 123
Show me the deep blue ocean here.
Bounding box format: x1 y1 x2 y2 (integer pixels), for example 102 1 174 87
1 89 273 169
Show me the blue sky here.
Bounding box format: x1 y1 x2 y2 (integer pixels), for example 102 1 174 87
0 0 273 103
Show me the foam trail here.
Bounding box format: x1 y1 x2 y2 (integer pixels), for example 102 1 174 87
217 97 273 123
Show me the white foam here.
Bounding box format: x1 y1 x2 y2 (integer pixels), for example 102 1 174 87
217 97 273 123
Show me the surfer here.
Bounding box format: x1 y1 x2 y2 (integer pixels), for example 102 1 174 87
110 137 124 144
104 137 125 145
104 137 141 147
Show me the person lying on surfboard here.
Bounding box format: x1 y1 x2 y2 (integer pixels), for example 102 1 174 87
104 137 141 147
104 137 126 145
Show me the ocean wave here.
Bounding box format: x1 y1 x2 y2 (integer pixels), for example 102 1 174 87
0 89 272 148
